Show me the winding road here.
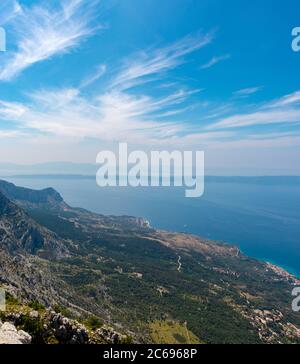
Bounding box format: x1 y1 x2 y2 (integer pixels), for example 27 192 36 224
177 255 182 272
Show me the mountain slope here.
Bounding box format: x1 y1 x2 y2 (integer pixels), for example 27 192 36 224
0 191 68 257
1 180 300 344
0 180 66 211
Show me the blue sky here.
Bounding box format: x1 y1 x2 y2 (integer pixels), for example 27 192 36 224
0 0 299 174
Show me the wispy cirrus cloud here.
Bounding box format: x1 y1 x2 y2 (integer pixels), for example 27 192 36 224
0 130 24 138
200 54 231 69
0 0 21 26
268 90 300 108
0 0 101 81
1 24 299 152
0 31 217 144
111 31 214 91
208 91 300 130
0 86 203 144
0 100 27 118
80 64 107 88
209 109 300 130
233 86 263 98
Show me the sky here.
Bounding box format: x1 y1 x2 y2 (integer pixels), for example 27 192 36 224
0 0 299 174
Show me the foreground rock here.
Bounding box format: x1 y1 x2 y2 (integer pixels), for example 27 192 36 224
92 326 129 344
0 321 31 344
0 306 132 344
48 312 90 344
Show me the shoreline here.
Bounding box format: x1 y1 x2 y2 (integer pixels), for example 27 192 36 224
3 176 299 281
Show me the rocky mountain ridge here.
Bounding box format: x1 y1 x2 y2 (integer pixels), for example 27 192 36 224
0 190 68 258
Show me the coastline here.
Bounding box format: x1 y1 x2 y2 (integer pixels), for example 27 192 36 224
231 245 300 280
3 176 299 281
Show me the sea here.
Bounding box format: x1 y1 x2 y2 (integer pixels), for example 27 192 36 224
5 175 300 277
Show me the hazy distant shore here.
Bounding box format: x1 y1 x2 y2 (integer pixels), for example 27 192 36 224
2 174 300 186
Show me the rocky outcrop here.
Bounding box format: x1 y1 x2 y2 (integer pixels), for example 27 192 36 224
0 191 68 258
46 313 130 344
0 180 65 211
1 307 131 345
92 326 128 344
0 321 31 344
47 312 90 344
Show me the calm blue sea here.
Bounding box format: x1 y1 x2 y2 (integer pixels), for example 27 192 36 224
6 176 300 277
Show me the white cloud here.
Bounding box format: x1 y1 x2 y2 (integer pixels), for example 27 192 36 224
1 23 299 156
209 91 300 130
200 54 231 69
233 86 263 97
209 109 300 130
0 130 23 138
210 134 300 150
80 64 107 88
0 0 100 81
0 31 218 145
0 100 27 118
268 90 300 108
3 83 300 149
111 32 214 91
0 84 231 148
0 1 21 27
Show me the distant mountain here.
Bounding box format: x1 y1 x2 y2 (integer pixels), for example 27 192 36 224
0 190 67 257
205 176 300 185
0 179 150 230
0 189 72 309
0 162 299 178
0 162 97 176
0 180 65 211
1 180 300 344
4 174 300 188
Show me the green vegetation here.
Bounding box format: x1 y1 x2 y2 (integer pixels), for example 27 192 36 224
150 320 201 344
20 314 45 344
28 300 45 312
84 315 103 330
32 213 263 343
53 304 71 318
4 191 299 344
